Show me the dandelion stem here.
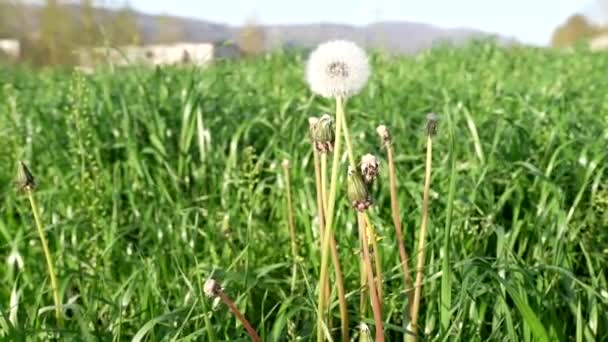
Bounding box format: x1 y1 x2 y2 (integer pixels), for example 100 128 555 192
359 255 367 320
27 190 62 327
282 161 298 294
317 96 345 342
313 147 331 306
339 107 384 305
313 148 326 239
364 216 383 310
383 136 414 313
410 135 434 339
312 125 350 342
217 291 260 342
321 154 329 213
358 213 384 342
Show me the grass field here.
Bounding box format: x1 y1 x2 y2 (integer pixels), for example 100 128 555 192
1 41 607 341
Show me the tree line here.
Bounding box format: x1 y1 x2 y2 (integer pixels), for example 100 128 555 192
551 14 608 47
0 0 162 65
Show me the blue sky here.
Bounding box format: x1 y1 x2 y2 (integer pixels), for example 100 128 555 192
121 0 602 46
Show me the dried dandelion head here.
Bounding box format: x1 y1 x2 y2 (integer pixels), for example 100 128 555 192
426 113 439 136
360 154 380 184
16 161 36 192
305 40 370 98
376 124 391 144
204 278 222 298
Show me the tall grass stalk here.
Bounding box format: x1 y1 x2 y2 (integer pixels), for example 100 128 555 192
357 213 384 342
316 96 345 342
28 191 63 327
379 126 414 312
440 113 456 331
410 116 436 339
282 160 298 294
18 162 63 327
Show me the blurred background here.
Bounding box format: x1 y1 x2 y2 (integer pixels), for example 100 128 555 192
1 0 608 66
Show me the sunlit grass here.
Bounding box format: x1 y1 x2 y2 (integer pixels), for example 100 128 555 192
0 42 607 340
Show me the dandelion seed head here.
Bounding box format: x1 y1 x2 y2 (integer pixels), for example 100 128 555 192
306 40 370 98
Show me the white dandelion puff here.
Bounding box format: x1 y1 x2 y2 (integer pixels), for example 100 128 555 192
305 40 370 98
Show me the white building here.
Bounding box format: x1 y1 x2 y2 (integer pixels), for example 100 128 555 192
76 42 240 68
590 34 608 51
0 39 20 60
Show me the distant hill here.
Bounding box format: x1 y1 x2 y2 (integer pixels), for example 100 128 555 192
4 3 518 54
133 14 517 54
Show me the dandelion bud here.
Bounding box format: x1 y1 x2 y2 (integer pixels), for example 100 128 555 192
16 161 36 192
426 113 439 137
311 114 335 153
376 124 391 144
306 40 370 98
360 154 380 184
347 166 372 212
204 278 222 298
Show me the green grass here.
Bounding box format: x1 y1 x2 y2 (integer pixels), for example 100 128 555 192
1 41 607 341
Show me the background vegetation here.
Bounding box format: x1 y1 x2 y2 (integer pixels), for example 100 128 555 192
0 42 607 340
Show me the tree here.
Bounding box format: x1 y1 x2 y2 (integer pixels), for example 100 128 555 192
106 4 140 46
237 18 265 56
37 0 77 65
79 0 104 46
551 14 599 47
156 14 184 44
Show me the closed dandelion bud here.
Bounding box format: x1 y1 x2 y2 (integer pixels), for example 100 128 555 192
16 161 36 192
311 114 335 153
360 154 380 184
204 278 222 298
347 166 372 212
426 112 439 137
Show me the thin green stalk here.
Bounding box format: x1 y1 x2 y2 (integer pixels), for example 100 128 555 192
359 257 367 319
410 135 434 339
316 96 345 342
313 127 350 342
364 216 383 309
321 154 328 212
440 114 456 332
358 213 384 342
384 136 414 313
27 191 63 327
313 146 331 305
282 161 298 294
312 148 326 239
339 109 384 305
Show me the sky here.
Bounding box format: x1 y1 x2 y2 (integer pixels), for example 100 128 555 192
117 0 603 46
